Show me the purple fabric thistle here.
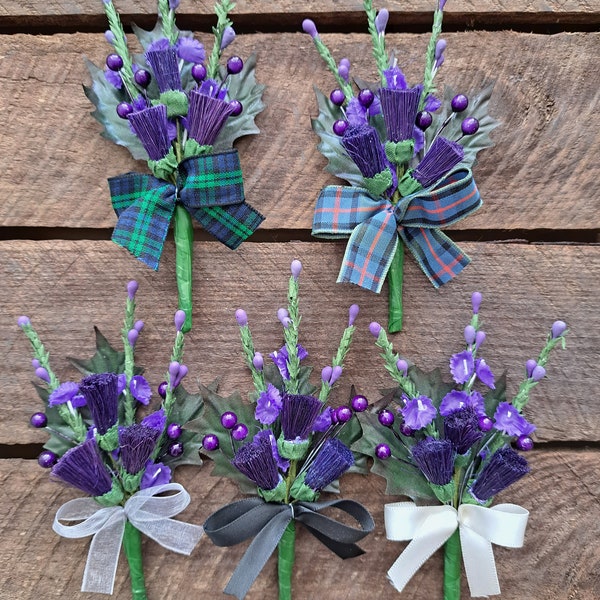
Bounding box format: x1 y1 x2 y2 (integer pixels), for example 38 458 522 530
48 381 87 408
475 358 496 389
401 395 437 430
304 438 354 492
444 407 483 454
231 431 281 490
449 350 474 384
141 460 172 489
411 438 454 485
176 37 205 64
104 68 123 90
145 45 182 92
383 66 408 90
379 86 422 142
280 393 322 441
255 383 283 425
424 95 442 112
493 402 536 437
345 97 369 127
413 136 464 188
186 88 234 146
439 389 469 416
312 407 333 432
255 429 289 471
141 408 167 433
128 104 172 161
270 344 308 380
78 373 119 435
220 26 236 50
119 424 161 475
470 446 530 502
341 124 388 179
51 439 113 496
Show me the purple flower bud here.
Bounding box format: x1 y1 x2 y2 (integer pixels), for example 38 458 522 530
435 39 447 60
396 359 408 376
127 280 139 300
464 325 476 345
32 358 40 368
174 364 188 387
104 30 116 45
291 259 302 279
330 366 343 385
413 136 464 188
475 330 486 349
35 367 50 383
169 361 180 379
369 322 382 337
531 365 546 381
252 352 264 371
375 9 389 34
348 304 359 326
277 308 290 323
134 320 144 332
438 0 447 9
321 366 333 384
174 310 186 332
337 63 349 81
169 0 180 8
235 309 248 326
525 359 537 378
551 320 567 338
17 316 31 327
127 329 139 347
471 291 483 314
220 26 236 50
302 19 319 39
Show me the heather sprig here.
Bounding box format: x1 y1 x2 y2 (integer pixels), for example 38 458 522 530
207 0 236 79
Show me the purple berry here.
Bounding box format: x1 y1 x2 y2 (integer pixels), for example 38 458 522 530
375 443 391 460
202 434 219 451
378 409 395 427
461 117 479 136
231 423 249 441
134 69 151 88
478 416 493 432
157 381 168 399
329 89 345 106
226 56 244 75
229 100 243 116
399 423 414 437
336 406 353 423
191 63 207 82
38 450 57 468
358 88 374 108
168 442 184 457
106 53 123 71
351 395 368 412
116 102 134 119
516 435 534 451
167 423 182 439
220 411 238 430
451 94 469 112
30 412 47 428
416 110 433 130
333 119 348 136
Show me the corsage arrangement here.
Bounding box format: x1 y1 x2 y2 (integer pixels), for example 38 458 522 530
17 282 205 599
188 259 374 599
303 1 497 332
353 292 568 598
87 0 265 332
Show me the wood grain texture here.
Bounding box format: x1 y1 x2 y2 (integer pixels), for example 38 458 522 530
1 450 599 599
2 240 598 446
0 32 598 231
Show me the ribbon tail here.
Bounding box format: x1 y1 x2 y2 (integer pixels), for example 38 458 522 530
302 523 366 558
460 526 500 597
134 517 204 555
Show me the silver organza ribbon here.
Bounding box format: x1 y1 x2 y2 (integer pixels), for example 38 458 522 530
385 501 529 597
53 482 204 594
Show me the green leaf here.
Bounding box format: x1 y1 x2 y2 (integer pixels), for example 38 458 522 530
483 372 507 417
407 366 455 407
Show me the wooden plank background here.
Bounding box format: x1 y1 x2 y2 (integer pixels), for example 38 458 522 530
1 1 599 599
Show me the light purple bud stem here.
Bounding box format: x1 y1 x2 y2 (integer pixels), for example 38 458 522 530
531 365 546 381
475 330 486 349
174 364 188 387
235 309 248 327
174 310 186 332
35 367 50 383
525 359 538 378
330 366 343 385
252 352 264 371
302 19 319 39
396 359 408 376
464 325 476 345
291 259 302 280
321 366 333 384
348 304 359 326
375 9 389 34
369 322 382 337
134 320 145 332
435 39 447 60
127 280 139 300
471 291 482 314
551 320 567 338
127 329 139 347
17 316 31 327
32 358 41 368
105 30 116 45
220 26 236 50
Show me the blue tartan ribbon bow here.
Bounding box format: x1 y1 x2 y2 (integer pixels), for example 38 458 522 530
312 169 481 292
108 150 264 270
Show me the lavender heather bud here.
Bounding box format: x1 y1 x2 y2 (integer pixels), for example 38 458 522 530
438 0 447 9
302 19 319 39
411 438 454 485
253 352 264 371
277 307 290 324
127 329 139 347
119 424 161 475
475 331 486 349
369 322 381 337
231 432 280 490
330 365 343 385
145 46 182 93
35 367 50 383
52 439 113 496
280 393 322 441
413 136 464 188
470 446 530 502
79 373 119 435
471 292 483 314
348 304 359 326
341 124 388 179
379 86 422 142
305 438 354 492
464 325 476 345
435 39 447 60
291 259 303 280
105 30 116 45
168 0 180 8
235 309 248 326
134 320 144 332
17 316 31 327
531 365 546 381
525 359 537 378
375 9 389 34
220 26 236 50
551 320 567 338
32 359 40 368
173 364 188 387
444 407 483 454
396 359 408 376
186 88 234 146
127 280 138 300
174 310 186 332
128 105 172 161
321 366 333 384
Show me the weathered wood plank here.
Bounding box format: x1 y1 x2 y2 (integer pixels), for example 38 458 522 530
0 32 598 231
2 240 597 446
1 451 599 599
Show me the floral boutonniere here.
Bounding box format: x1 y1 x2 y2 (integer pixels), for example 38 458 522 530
17 283 205 598
87 0 265 332
353 293 567 598
187 260 374 599
303 1 498 332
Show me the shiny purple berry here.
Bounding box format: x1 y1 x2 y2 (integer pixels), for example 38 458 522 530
375 443 391 460
478 416 493 432
231 423 249 441
106 53 123 71
116 102 134 119
333 119 348 136
202 434 219 451
168 442 184 457
220 411 238 430
461 117 479 136
399 423 414 437
229 100 243 116
158 381 168 399
38 450 57 468
167 423 182 439
134 69 151 88
191 63 207 82
30 412 47 428
451 94 469 112
226 56 244 75
416 111 433 130
351 395 368 412
336 406 353 423
378 409 395 427
358 88 374 108
516 435 534 451
329 89 345 106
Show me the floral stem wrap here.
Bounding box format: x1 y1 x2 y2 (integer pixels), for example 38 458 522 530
122 520 147 600
277 520 295 600
444 528 462 600
387 240 405 332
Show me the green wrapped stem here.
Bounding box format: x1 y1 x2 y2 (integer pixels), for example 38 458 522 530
387 240 404 333
277 520 296 600
443 529 462 600
174 204 193 333
123 520 148 600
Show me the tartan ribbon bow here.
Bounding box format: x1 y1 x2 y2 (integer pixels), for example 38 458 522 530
312 168 481 292
108 149 264 270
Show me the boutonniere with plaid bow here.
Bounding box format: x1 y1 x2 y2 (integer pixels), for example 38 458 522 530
303 0 498 332
86 0 265 332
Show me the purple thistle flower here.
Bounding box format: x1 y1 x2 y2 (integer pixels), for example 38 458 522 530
141 408 166 433
413 136 464 188
348 304 359 326
220 26 236 50
119 424 161 475
231 431 281 490
280 393 322 441
141 460 172 489
383 66 408 90
270 344 308 380
302 19 319 39
304 438 354 492
176 37 205 63
475 358 496 389
444 407 483 454
128 104 172 161
375 9 389 34
470 446 530 502
130 375 152 405
551 320 567 338
341 124 389 179
104 68 123 89
255 383 283 425
493 402 536 437
256 429 289 471
312 407 333 432
145 45 182 92
401 395 437 430
449 350 474 384
51 439 113 496
48 381 86 408
411 438 454 485
78 373 119 435
186 88 234 146
379 86 422 142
